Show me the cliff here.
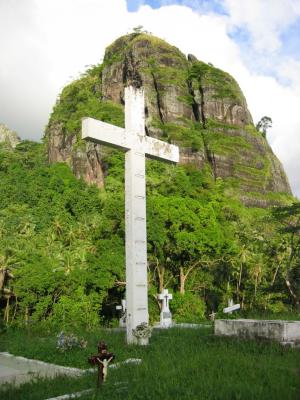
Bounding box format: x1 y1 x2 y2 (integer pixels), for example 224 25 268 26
0 123 21 148
45 33 291 206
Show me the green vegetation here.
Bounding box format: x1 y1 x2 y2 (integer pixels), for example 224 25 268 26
1 328 300 400
189 60 244 103
0 141 124 329
105 32 185 66
47 71 124 138
0 374 93 400
0 140 299 331
256 116 273 138
154 120 204 151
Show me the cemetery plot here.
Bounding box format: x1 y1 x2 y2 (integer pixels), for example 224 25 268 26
1 327 300 400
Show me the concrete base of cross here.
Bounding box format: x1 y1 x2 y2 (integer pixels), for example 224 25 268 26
160 311 173 328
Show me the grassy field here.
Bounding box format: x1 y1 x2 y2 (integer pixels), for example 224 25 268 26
1 326 300 400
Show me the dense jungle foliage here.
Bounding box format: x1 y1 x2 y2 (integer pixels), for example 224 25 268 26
0 139 300 331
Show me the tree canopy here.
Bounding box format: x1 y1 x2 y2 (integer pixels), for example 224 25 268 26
0 140 299 329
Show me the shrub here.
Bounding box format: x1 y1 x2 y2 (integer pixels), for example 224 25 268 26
171 292 206 323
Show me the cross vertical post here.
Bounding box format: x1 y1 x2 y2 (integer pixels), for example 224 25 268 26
125 87 148 343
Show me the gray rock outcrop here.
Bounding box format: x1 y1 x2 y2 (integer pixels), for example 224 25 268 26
0 124 21 148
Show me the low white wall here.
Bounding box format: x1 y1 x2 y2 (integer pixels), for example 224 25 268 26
214 319 300 343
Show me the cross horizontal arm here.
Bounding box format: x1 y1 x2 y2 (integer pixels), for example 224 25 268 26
144 136 179 163
82 118 129 151
82 117 179 163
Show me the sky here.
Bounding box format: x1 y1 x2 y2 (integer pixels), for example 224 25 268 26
0 0 300 197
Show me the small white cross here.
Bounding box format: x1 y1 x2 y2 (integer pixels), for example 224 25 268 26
158 289 173 313
209 311 217 321
223 304 240 314
158 289 173 328
116 299 126 328
116 299 126 312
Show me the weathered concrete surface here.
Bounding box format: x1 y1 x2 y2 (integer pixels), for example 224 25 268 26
0 352 85 386
215 319 300 345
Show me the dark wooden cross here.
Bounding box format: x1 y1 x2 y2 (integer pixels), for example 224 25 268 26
88 341 115 386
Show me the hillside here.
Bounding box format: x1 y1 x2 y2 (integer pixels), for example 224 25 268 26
46 32 291 207
1 139 299 328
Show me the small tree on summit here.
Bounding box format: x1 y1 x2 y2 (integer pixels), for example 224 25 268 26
256 116 272 138
132 25 144 34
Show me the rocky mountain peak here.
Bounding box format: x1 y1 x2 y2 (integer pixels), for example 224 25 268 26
45 33 291 206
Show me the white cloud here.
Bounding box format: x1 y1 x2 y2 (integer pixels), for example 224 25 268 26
277 58 300 91
241 72 300 198
0 0 299 197
224 0 300 53
0 0 131 138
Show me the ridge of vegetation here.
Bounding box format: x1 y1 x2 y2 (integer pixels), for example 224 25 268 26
0 140 299 331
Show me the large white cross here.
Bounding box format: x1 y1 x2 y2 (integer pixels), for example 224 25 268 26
82 86 179 344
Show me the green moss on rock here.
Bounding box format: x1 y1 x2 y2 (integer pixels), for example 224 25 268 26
48 68 124 138
189 61 244 103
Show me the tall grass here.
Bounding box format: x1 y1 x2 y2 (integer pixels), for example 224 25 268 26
1 327 300 400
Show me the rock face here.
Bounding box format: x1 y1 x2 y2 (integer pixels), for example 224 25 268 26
47 121 105 188
0 123 21 148
45 33 291 205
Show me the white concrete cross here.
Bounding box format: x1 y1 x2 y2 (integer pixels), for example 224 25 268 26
82 86 179 344
116 299 126 312
158 289 173 328
116 299 126 328
223 302 240 314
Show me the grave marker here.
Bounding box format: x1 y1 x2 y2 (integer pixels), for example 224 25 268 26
223 303 240 314
158 289 173 328
116 299 126 328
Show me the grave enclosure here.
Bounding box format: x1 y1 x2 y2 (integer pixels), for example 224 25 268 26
215 319 300 346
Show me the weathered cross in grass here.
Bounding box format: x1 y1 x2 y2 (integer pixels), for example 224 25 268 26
82 86 179 344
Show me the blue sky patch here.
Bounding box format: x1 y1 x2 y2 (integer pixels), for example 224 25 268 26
228 26 251 48
280 18 300 60
126 0 227 15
